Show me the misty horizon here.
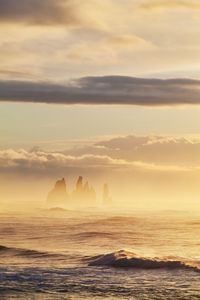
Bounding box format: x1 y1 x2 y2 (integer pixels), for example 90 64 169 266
1 1 200 299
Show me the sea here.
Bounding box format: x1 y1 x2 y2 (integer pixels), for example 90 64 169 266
1 209 200 299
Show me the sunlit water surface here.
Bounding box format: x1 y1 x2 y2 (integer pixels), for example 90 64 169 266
1 210 200 299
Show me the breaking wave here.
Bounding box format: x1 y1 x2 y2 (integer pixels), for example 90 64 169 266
0 244 65 259
87 250 200 272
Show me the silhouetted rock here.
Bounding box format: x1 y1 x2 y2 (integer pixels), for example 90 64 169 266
47 176 97 208
84 181 89 193
47 178 68 205
76 176 83 192
90 186 96 202
103 183 112 206
72 176 96 206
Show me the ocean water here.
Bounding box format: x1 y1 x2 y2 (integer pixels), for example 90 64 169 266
1 210 200 299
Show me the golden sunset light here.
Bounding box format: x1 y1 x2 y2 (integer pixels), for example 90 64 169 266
1 1 200 299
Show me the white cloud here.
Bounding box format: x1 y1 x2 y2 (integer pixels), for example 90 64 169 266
0 147 195 178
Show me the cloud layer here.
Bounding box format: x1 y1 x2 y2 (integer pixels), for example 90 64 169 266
0 146 191 177
2 135 200 176
0 76 200 106
0 0 79 26
1 0 200 81
141 0 200 10
64 135 200 167
2 0 200 26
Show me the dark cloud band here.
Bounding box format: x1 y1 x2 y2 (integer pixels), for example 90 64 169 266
0 76 200 106
0 0 78 26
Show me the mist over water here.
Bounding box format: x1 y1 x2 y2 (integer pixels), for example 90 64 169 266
1 0 200 299
1 210 200 299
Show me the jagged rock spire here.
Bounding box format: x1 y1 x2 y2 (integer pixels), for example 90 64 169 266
47 177 68 205
47 176 98 208
103 183 112 206
76 176 83 192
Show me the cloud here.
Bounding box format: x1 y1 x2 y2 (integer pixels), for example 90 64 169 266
140 0 200 10
63 135 200 167
0 76 200 106
0 149 126 173
0 148 190 178
67 34 155 63
96 135 200 166
106 35 154 49
0 0 80 26
0 0 200 80
0 69 37 80
0 0 117 29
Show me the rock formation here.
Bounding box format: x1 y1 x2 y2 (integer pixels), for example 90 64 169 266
47 178 68 206
47 176 96 208
72 176 96 206
103 183 112 206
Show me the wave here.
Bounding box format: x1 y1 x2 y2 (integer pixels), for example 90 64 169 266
0 245 65 259
87 250 200 272
74 231 114 239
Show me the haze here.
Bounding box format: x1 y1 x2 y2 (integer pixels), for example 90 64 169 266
1 0 200 212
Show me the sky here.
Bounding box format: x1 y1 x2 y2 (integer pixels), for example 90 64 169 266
1 0 200 211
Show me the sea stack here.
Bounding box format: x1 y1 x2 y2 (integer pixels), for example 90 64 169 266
47 178 68 206
47 176 97 208
72 176 96 206
103 183 112 206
